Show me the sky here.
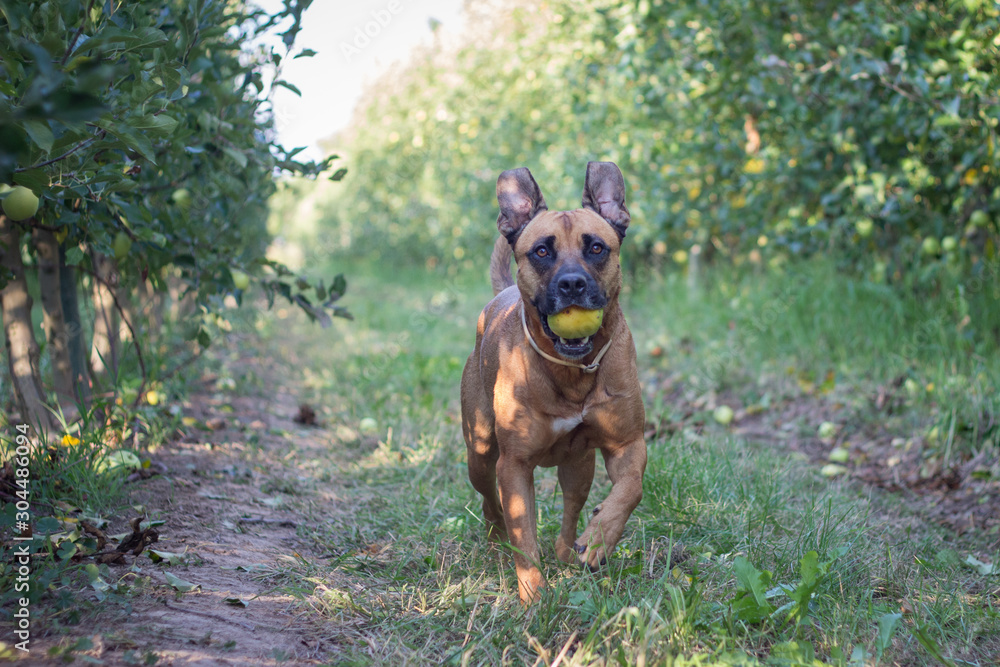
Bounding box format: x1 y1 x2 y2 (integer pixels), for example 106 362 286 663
261 0 467 160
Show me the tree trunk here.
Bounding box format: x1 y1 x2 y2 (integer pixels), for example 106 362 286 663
32 229 75 409
90 251 119 378
59 244 91 403
0 216 55 432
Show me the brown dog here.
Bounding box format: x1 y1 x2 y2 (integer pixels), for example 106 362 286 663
460 162 647 603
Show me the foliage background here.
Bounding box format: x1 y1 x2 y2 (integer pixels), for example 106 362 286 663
300 0 998 289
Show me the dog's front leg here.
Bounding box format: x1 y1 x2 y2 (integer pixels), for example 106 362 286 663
574 438 647 570
555 450 595 563
495 453 543 603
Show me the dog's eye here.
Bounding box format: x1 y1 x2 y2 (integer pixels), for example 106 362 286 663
535 247 548 258
590 243 604 255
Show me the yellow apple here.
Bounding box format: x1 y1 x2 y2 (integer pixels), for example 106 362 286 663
547 306 603 339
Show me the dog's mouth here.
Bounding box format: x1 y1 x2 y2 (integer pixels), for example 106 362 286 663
540 315 595 360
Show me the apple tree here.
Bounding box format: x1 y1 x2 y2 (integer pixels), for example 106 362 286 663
0 0 348 433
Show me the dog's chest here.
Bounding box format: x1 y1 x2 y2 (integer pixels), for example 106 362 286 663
550 411 586 438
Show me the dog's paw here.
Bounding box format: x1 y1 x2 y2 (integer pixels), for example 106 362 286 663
555 536 578 563
517 568 545 604
572 540 608 571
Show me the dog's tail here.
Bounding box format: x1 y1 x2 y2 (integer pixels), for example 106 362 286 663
489 236 515 295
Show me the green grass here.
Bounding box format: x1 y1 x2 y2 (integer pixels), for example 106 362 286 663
254 255 999 666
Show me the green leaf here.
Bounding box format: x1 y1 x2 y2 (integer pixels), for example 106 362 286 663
56 541 78 560
734 556 771 607
77 27 169 55
331 273 347 297
963 555 997 575
12 169 50 192
731 556 775 622
943 95 961 118
787 551 823 624
147 549 185 565
274 80 302 96
22 120 54 153
222 146 248 169
127 114 178 138
97 120 157 163
64 247 85 266
294 49 317 59
164 571 200 592
876 612 902 659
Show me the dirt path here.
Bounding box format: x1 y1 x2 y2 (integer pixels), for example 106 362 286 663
24 340 347 666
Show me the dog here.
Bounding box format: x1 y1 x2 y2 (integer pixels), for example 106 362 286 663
460 161 647 603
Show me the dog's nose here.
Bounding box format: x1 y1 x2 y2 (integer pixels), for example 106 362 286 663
557 272 588 297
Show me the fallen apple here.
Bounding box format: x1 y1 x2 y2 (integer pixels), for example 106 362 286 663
818 421 837 439
828 447 850 463
547 306 604 339
713 405 734 425
821 463 847 478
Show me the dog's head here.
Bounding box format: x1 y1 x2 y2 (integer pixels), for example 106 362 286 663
496 162 630 360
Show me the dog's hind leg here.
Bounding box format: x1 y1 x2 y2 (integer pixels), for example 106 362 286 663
467 437 506 540
555 449 595 563
462 384 506 539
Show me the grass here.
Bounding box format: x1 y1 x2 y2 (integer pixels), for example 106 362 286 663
253 254 999 666
0 323 202 615
3 250 994 663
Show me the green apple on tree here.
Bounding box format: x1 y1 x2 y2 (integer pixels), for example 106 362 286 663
1 185 40 221
113 231 132 260
172 188 192 209
232 270 250 290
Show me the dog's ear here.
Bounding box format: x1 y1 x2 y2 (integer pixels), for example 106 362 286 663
497 168 547 245
582 161 630 240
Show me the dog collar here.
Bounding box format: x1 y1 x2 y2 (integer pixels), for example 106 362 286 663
520 303 613 374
